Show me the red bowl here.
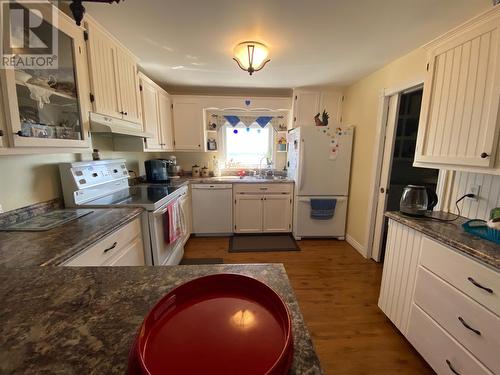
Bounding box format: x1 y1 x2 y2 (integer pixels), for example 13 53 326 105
128 273 293 375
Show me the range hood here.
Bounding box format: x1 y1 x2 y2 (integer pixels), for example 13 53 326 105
89 112 153 138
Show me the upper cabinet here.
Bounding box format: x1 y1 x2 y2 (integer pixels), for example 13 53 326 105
292 89 343 127
415 7 500 172
139 72 174 152
0 3 91 150
84 16 142 130
139 73 161 151
171 98 204 151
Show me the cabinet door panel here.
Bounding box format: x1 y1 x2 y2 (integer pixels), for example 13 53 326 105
293 92 320 127
172 101 204 150
140 78 161 151
107 237 145 266
116 47 142 125
319 92 343 124
263 195 292 232
158 91 174 150
234 195 263 233
378 219 422 335
86 21 122 118
416 16 500 167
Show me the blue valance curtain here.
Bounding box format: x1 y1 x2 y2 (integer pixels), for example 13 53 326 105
223 115 274 128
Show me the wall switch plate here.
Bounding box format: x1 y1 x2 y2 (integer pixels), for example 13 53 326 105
470 185 481 201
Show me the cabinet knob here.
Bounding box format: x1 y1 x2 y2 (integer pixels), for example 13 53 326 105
124 111 128 116
480 152 490 159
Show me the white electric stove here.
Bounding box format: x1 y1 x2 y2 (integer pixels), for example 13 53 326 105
59 159 189 265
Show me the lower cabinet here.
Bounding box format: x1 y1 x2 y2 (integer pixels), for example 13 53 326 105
234 194 264 233
233 184 293 233
380 218 500 375
63 217 145 266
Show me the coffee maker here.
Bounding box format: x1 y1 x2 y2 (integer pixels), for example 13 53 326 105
145 159 170 183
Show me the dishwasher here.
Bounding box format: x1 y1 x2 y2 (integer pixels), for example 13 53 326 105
191 184 233 234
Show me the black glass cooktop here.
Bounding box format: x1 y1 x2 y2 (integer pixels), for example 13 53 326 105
84 185 180 209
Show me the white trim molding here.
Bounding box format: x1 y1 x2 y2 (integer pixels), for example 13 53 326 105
346 234 368 258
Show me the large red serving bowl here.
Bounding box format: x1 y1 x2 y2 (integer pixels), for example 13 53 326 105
128 273 293 375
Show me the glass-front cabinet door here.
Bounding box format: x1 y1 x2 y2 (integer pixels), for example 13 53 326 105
0 3 90 149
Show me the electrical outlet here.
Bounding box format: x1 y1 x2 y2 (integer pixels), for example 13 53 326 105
470 185 481 201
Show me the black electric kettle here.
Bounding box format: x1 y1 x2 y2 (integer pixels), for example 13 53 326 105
399 185 438 217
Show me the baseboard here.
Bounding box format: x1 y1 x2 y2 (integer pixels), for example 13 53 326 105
346 234 368 258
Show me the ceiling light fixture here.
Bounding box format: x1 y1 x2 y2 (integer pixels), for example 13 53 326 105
233 41 270 75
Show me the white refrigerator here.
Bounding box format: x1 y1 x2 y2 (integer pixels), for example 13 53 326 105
287 126 354 239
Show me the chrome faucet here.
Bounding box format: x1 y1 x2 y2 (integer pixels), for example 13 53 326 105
258 157 273 178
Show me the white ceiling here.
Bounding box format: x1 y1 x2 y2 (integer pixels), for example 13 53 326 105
85 0 492 90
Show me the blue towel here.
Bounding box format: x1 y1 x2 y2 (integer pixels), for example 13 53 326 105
310 199 337 220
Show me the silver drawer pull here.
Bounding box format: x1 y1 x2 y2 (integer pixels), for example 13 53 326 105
103 242 118 253
467 277 494 294
458 316 481 336
259 187 268 190
446 360 461 375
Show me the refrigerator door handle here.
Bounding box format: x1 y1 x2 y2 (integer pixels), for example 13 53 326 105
299 138 305 191
297 197 348 203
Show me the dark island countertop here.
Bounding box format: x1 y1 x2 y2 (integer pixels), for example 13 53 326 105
0 264 322 375
0 208 143 267
386 211 499 270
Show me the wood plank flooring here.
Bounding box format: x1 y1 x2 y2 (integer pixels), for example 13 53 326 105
183 236 435 375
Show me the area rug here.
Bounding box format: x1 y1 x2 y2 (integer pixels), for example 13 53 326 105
229 234 300 253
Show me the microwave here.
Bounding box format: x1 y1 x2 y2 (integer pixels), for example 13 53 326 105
145 159 169 183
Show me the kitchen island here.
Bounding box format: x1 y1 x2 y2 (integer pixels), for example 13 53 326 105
0 264 322 374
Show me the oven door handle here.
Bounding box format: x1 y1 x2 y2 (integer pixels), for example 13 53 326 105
154 199 176 217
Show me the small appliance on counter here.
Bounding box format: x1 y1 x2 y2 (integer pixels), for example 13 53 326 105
145 159 170 183
192 165 201 178
166 156 181 178
399 185 438 217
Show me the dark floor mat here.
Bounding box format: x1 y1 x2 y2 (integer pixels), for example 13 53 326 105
180 258 224 265
229 234 300 253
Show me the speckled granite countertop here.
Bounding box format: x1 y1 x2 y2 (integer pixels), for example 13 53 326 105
386 211 499 270
0 264 322 375
0 208 143 267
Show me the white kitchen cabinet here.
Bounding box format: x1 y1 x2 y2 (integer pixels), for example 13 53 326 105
139 74 162 151
158 90 174 150
234 194 263 233
292 90 343 128
172 98 204 151
319 91 343 124
380 218 500 374
85 19 121 119
115 47 142 124
415 7 500 170
85 16 142 129
0 4 91 150
63 217 145 266
292 91 320 127
262 195 292 232
378 219 423 335
233 184 293 233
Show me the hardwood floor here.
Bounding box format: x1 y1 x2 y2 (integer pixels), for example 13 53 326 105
183 236 435 375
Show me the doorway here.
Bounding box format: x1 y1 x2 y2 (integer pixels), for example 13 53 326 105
371 87 439 261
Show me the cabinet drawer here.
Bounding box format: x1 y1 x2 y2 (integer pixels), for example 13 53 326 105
233 183 293 194
407 304 493 375
106 237 145 266
64 218 142 266
414 266 500 374
420 236 500 315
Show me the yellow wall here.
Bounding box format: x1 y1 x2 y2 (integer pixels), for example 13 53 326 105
342 48 427 253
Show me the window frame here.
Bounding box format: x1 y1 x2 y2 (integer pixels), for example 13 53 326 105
221 123 276 169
